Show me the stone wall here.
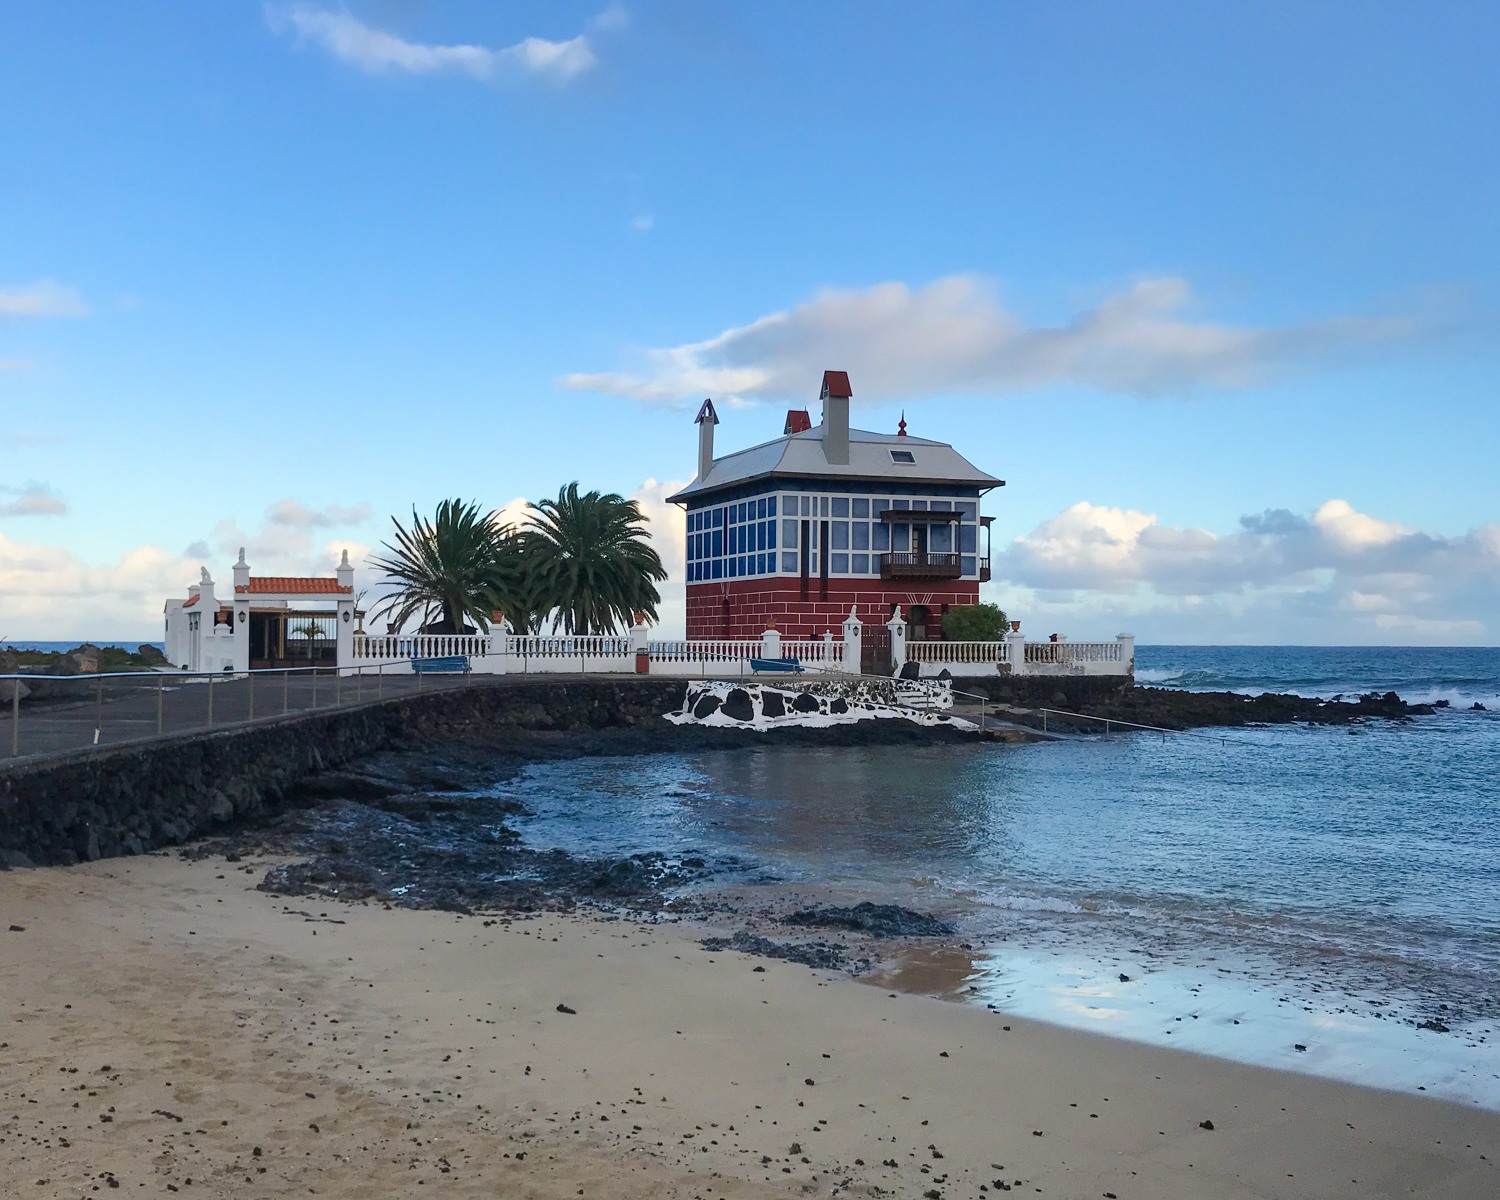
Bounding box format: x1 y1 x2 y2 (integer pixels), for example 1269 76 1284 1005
949 674 1133 710
0 678 686 868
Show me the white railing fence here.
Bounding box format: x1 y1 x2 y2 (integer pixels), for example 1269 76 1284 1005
349 629 1132 679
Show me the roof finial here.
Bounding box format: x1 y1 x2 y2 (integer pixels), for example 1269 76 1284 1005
897 411 907 437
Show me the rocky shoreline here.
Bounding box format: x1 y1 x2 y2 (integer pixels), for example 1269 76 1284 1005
1001 684 1438 730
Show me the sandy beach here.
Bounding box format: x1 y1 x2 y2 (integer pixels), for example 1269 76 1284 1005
2 854 1495 1199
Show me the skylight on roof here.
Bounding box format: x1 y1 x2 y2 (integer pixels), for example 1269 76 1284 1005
889 449 916 464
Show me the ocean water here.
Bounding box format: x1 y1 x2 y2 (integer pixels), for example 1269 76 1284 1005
2 641 167 654
502 646 1500 1107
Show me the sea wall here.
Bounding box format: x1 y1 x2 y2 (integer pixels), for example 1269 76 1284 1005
0 678 686 868
950 675 1133 709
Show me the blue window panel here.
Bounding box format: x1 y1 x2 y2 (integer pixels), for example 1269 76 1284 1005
800 496 812 516
892 498 910 510
739 556 749 575
756 497 767 519
832 497 849 518
767 496 777 517
757 553 768 574
872 524 890 550
852 523 869 550
930 525 952 553
711 531 723 556
930 500 951 511
768 522 777 549
756 523 766 551
831 553 849 574
728 558 738 578
782 519 798 547
961 526 977 553
893 525 910 551
958 502 977 520
962 556 976 575
852 498 869 518
911 499 928 510
711 560 723 580
831 522 849 550
738 527 748 553
819 497 831 517
852 553 870 574
781 551 798 572
738 502 748 522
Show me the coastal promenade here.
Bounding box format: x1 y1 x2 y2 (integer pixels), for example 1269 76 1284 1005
2 670 637 768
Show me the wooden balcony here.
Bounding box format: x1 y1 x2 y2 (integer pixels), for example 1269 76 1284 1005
878 551 963 581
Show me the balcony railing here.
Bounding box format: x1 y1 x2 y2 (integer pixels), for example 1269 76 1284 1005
878 551 963 581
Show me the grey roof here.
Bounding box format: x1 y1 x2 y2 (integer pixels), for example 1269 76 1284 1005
666 424 1003 503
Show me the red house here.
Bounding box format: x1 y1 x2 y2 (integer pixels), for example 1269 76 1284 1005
668 371 1003 642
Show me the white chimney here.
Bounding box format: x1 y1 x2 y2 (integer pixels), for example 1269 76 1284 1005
820 370 851 465
695 398 719 480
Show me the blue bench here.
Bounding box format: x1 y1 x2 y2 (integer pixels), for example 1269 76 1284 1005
750 656 804 674
412 655 471 675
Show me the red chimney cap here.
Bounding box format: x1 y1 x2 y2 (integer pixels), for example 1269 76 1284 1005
819 370 853 400
784 409 812 434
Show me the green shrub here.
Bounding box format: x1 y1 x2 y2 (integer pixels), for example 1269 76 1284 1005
941 602 1009 642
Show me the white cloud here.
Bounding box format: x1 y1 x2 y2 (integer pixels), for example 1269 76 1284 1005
0 484 67 517
0 359 37 372
992 498 1500 644
629 477 688 636
561 275 1420 405
266 498 372 529
0 280 87 319
631 214 655 233
270 5 597 82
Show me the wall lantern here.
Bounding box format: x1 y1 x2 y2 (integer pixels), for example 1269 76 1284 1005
237 610 246 624
341 610 351 622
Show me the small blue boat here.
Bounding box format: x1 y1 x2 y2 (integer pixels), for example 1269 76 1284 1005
750 656 804 674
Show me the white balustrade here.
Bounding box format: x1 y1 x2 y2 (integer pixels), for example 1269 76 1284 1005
351 633 489 660
1024 640 1124 665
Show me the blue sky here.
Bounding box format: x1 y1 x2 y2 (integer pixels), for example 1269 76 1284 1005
2 1 1497 642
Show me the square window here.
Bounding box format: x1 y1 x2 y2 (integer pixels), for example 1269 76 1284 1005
852 498 869 518
889 449 916 464
832 497 849 518
892 498 910 510
911 500 928 510
831 522 849 550
852 553 869 574
930 500 951 511
958 501 977 520
853 523 869 550
831 553 849 573
782 551 798 572
962 556 976 576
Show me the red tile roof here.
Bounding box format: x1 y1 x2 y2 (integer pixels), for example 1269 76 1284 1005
181 594 200 608
783 409 812 434
820 370 853 399
235 577 352 595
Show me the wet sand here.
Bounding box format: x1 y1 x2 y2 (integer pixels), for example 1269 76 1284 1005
3 855 1497 1199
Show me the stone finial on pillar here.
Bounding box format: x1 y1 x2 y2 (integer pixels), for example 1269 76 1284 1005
232 547 249 592
760 623 783 662
1003 627 1026 675
336 548 354 592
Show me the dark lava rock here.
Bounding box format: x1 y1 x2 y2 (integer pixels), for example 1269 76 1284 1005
791 692 822 714
691 692 722 719
556 1003 576 1015
291 771 405 802
1473 703 1489 712
1199 1119 1215 1131
829 698 849 715
784 901 956 938
761 690 787 719
721 688 756 722
700 932 857 972
1417 1018 1451 1033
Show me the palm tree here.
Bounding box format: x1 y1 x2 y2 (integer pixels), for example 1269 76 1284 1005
528 483 667 635
369 499 524 634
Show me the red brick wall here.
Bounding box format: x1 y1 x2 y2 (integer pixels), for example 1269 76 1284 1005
685 578 980 640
